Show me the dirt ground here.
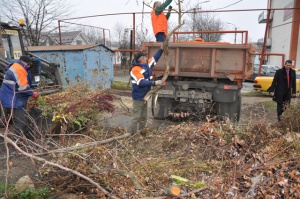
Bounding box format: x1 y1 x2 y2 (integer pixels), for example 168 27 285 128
0 90 284 198
102 89 279 130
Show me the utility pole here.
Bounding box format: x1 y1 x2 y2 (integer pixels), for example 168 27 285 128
129 29 133 63
193 8 196 39
234 27 237 44
192 1 210 39
226 22 237 44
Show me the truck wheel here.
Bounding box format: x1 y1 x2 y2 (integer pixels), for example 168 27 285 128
151 96 173 120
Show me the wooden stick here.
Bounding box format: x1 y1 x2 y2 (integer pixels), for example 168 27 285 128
34 133 130 155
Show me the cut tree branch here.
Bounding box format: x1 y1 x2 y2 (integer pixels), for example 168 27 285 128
34 133 130 155
0 134 120 199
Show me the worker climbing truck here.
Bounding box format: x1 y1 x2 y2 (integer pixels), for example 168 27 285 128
146 31 255 121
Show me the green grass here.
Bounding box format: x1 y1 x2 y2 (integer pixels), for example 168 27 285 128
0 182 50 199
242 91 270 96
112 81 131 90
262 100 277 109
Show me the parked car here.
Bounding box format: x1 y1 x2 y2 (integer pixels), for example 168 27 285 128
246 65 273 82
253 68 300 92
262 65 278 75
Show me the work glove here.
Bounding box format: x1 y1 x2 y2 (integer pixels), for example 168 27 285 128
32 92 39 100
154 80 163 86
168 5 172 12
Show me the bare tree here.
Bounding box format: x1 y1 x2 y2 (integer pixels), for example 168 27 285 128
135 26 152 48
256 38 264 48
0 0 74 46
112 21 127 49
182 5 225 42
111 22 132 69
79 26 104 45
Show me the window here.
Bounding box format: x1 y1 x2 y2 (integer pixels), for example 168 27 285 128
76 40 82 45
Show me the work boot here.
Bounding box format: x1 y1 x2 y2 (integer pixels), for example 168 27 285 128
277 115 282 122
277 115 281 122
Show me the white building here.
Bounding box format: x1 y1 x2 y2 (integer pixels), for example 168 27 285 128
260 0 300 68
39 31 89 46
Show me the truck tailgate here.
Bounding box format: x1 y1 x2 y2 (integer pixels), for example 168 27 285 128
144 42 254 81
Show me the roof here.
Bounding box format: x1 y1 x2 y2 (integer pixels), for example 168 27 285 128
28 44 113 52
39 31 90 45
52 31 82 45
39 32 57 45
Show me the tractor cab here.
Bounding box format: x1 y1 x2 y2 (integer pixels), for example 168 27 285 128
0 20 25 63
0 20 61 89
0 20 26 79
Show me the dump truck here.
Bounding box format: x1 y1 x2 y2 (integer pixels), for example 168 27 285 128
0 20 62 92
145 32 255 121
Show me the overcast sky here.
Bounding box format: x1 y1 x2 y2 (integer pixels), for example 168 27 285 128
68 0 268 43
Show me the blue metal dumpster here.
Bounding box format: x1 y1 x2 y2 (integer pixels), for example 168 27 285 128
28 44 114 90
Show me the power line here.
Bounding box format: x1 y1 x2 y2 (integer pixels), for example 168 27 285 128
214 0 243 10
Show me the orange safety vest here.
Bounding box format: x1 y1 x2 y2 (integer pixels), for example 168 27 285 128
151 9 168 36
10 62 30 89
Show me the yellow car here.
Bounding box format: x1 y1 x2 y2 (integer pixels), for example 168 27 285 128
253 69 300 92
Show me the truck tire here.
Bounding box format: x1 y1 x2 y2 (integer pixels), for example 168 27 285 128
151 96 173 120
217 90 241 122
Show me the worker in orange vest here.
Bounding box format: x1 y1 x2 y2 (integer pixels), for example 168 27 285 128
151 0 173 42
0 55 39 139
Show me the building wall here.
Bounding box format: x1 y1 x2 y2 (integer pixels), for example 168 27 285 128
268 0 293 66
71 35 88 45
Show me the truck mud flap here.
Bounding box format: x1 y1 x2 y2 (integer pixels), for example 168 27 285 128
151 96 174 120
213 85 239 103
216 90 241 122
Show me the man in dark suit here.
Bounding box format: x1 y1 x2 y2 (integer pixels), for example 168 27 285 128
269 60 296 121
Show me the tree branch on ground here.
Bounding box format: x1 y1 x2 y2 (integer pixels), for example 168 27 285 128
0 134 120 199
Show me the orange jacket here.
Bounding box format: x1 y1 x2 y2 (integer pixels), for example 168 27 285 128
151 9 168 36
0 61 33 108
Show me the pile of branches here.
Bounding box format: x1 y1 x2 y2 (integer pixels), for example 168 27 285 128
3 88 300 198
29 84 115 132
38 110 300 198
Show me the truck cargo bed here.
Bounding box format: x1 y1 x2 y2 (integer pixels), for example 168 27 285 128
144 41 254 81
